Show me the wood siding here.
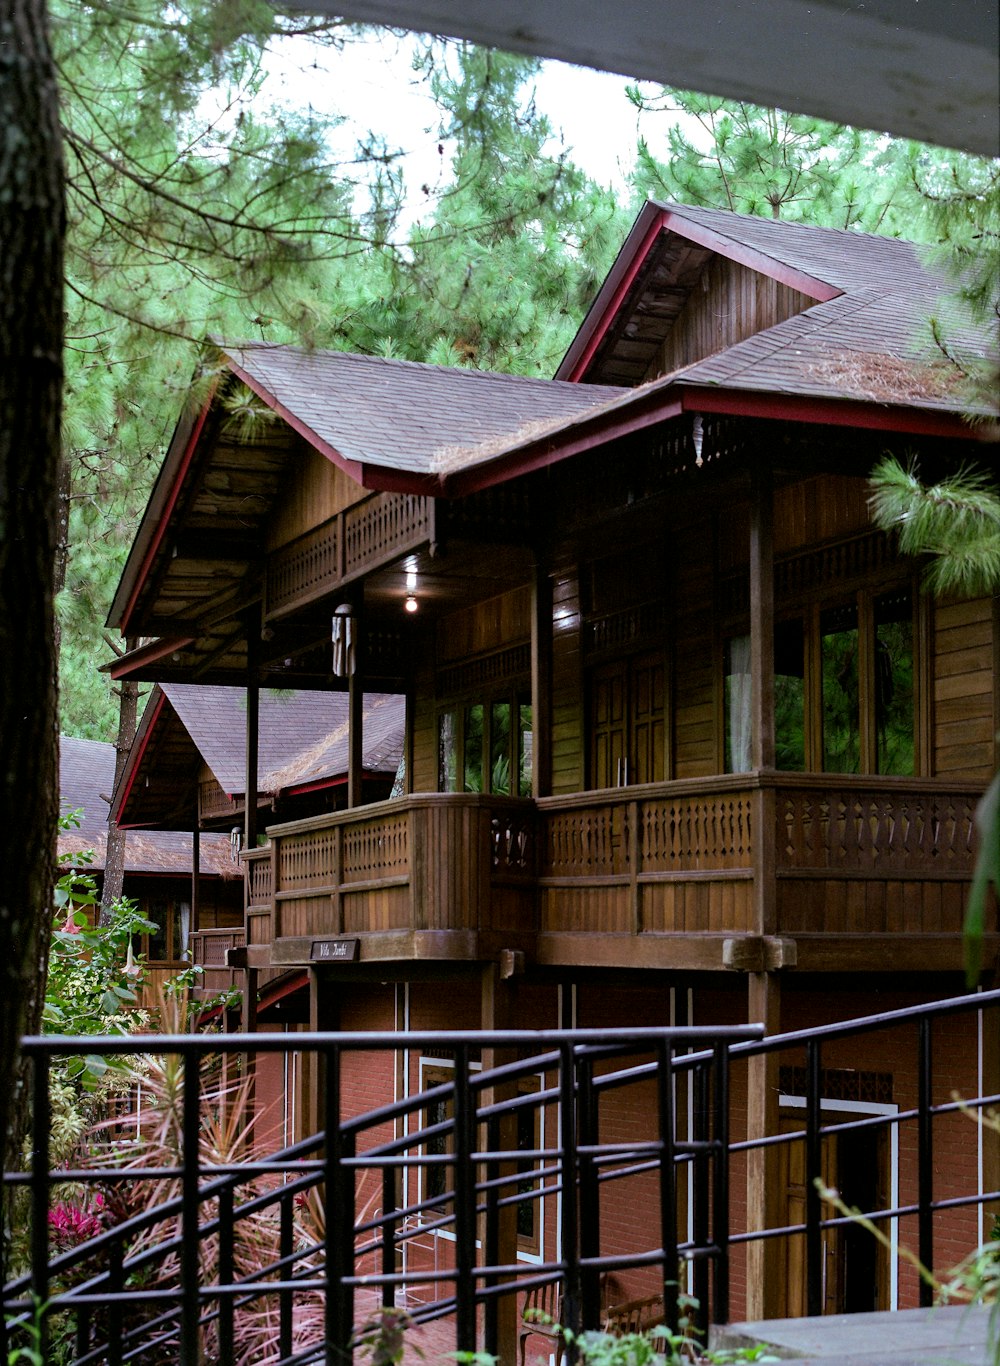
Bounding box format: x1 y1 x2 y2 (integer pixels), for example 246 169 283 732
265 442 370 551
650 257 815 380
933 596 995 781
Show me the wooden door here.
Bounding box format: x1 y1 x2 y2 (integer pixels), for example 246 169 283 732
589 652 665 789
775 1110 888 1318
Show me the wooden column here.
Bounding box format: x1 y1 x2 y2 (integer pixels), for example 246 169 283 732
348 603 364 810
531 560 553 799
749 462 776 939
244 611 260 852
190 806 200 932
481 963 519 1364
745 971 782 1321
309 969 340 1139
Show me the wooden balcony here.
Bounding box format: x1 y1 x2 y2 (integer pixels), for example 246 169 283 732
264 492 432 622
188 927 246 999
238 776 989 974
242 794 536 966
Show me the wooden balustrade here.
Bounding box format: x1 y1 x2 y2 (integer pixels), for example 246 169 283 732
187 927 246 997
233 776 986 961
265 492 431 620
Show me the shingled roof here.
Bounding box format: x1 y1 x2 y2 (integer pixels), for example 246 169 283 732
112 686 406 830
59 736 236 876
220 344 628 482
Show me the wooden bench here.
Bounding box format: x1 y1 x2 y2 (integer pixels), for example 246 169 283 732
519 1275 624 1364
603 1293 665 1337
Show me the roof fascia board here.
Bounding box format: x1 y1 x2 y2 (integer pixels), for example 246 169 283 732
441 395 685 497
107 637 197 681
111 383 218 634
110 689 167 826
559 205 669 382
678 384 991 440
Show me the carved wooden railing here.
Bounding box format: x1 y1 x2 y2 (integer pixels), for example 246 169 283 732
243 795 535 948
265 492 432 620
537 778 756 937
236 776 986 954
199 776 240 824
187 927 246 997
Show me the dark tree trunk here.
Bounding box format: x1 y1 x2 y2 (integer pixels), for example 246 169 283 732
0 0 65 1178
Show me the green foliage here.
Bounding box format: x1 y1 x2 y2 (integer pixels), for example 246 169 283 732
869 457 1000 599
626 89 909 232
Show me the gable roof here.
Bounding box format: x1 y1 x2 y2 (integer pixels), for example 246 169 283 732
59 735 236 876
112 685 405 829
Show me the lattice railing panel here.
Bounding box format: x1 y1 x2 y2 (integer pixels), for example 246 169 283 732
247 856 273 908
344 493 431 576
777 787 978 872
278 829 339 888
490 807 535 875
543 806 627 878
342 814 410 883
266 517 340 617
641 794 753 871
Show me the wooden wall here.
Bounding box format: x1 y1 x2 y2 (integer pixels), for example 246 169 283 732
265 441 368 551
933 595 996 781
650 257 816 379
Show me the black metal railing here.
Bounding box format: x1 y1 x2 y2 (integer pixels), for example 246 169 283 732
4 990 1000 1364
2 1023 758 1365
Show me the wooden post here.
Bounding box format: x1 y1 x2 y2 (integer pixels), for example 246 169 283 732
532 561 553 798
245 611 260 852
309 970 340 1140
749 462 777 940
348 604 364 810
190 808 200 932
481 963 519 1364
745 971 782 1321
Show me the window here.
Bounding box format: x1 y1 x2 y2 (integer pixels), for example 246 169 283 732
132 898 190 965
724 584 916 775
438 693 532 795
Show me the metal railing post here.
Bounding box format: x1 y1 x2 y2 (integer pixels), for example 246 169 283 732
325 1042 352 1365
381 1164 397 1310
30 1048 50 1363
656 1038 679 1334
691 1058 710 1336
483 1113 500 1360
218 1184 235 1363
918 1016 934 1305
280 1187 294 1359
453 1043 478 1356
578 1053 601 1331
805 1039 823 1318
711 1039 731 1325
560 1041 581 1355
181 1048 202 1366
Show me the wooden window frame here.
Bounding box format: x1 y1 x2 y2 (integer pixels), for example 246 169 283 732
436 688 532 796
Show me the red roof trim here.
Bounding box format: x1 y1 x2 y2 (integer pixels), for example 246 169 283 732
660 211 842 304
564 210 668 382
676 384 986 439
284 771 383 798
108 638 196 680
111 691 166 825
441 395 685 497
119 390 216 635
256 969 309 1018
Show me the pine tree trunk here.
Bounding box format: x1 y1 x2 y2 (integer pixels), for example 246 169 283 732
0 0 65 1171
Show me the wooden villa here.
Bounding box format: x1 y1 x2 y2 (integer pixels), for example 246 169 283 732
105 201 1000 1320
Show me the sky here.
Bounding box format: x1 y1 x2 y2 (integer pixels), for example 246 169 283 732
258 29 665 221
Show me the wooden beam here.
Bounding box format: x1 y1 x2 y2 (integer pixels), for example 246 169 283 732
745 971 782 1321
532 561 553 798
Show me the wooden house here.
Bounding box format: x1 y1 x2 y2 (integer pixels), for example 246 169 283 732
58 735 242 1001
105 202 999 1320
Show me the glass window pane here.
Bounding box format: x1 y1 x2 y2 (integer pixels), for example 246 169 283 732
147 898 169 962
490 701 511 795
464 704 484 792
775 619 806 771
875 589 914 775
821 602 860 773
518 700 533 798
724 636 752 773
438 711 458 792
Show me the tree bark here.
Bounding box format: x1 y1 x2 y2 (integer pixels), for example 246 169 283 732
0 0 65 1177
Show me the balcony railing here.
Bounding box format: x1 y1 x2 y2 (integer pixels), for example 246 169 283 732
243 794 535 951
187 927 246 999
5 990 999 1365
239 775 985 957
